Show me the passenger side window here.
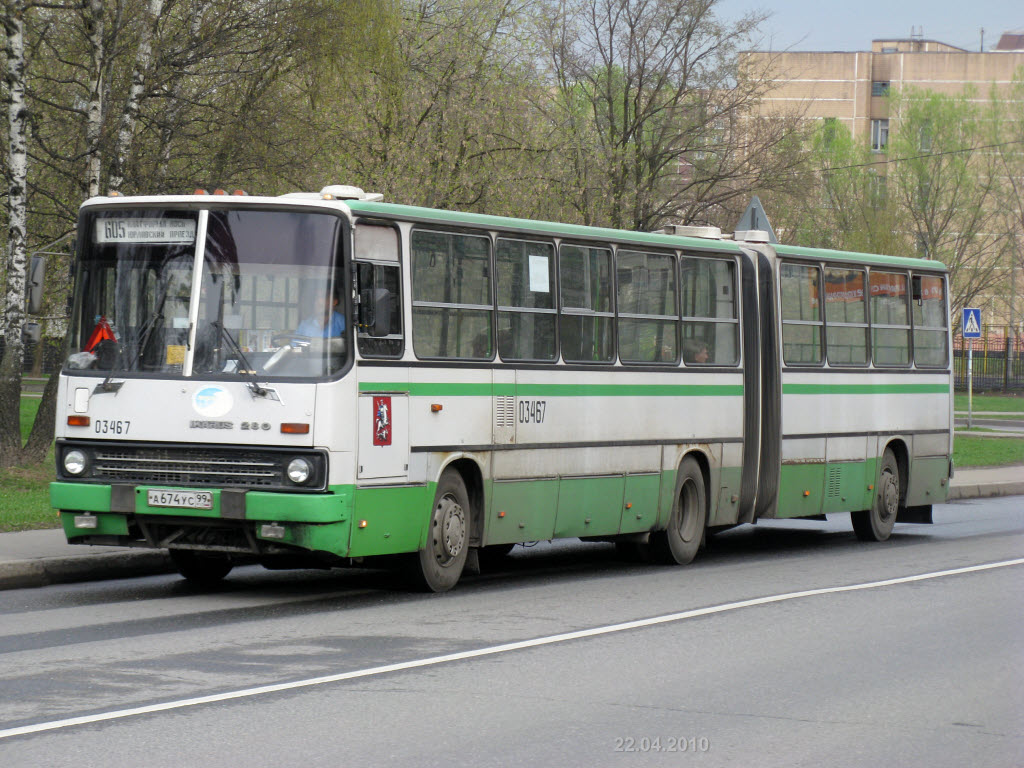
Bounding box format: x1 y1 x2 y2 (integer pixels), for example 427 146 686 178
912 274 948 367
617 250 677 363
496 238 556 361
679 255 738 365
870 270 910 366
411 230 492 359
780 263 823 365
559 244 614 363
824 267 868 365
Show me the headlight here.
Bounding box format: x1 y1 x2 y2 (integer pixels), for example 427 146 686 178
286 457 313 485
63 449 88 476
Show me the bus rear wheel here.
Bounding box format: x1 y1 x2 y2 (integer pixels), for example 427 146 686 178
169 550 233 585
852 448 899 542
410 470 470 592
648 457 706 565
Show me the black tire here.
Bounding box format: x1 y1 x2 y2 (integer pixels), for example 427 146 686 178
647 457 707 565
852 448 900 542
169 550 233 585
410 470 471 592
477 543 515 570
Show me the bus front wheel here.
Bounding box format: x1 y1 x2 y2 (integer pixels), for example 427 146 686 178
852 448 899 542
648 457 706 565
410 470 470 592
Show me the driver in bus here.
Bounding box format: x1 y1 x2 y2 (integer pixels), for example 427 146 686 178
296 286 345 338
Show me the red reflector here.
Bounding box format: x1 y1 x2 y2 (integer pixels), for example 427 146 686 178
213 188 227 195
67 416 91 427
231 189 247 196
193 188 208 195
281 423 310 434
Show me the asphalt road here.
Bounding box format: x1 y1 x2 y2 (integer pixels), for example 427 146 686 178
1 498 1021 768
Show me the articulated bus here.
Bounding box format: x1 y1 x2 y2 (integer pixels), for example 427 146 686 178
51 186 953 591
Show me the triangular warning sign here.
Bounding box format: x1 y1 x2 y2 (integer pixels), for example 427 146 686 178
735 196 778 243
964 311 980 336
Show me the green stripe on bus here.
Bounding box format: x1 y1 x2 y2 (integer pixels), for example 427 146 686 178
359 382 743 397
783 383 949 395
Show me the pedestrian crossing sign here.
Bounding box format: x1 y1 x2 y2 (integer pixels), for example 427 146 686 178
962 308 982 338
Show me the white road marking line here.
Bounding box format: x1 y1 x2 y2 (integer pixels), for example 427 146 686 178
2 557 1022 740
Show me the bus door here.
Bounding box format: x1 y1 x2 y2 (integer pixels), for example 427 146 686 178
357 390 410 481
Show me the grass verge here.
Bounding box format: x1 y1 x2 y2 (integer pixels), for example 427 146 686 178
954 392 1024 413
0 398 59 532
953 435 1024 467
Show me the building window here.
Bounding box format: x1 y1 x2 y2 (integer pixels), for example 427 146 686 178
871 119 889 152
918 120 932 151
871 81 890 97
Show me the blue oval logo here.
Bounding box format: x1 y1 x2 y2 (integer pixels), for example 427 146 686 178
192 386 233 418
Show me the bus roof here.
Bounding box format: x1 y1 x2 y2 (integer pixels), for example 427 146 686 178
773 243 948 272
345 200 746 255
80 193 947 273
346 200 947 272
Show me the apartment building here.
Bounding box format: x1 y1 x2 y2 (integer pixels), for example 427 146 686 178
746 34 1024 160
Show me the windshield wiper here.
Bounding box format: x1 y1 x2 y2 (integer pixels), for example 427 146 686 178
130 310 164 370
212 320 268 398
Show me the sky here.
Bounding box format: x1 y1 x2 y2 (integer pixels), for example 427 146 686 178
714 0 1023 53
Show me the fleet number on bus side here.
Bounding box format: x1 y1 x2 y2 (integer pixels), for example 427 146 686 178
519 400 547 424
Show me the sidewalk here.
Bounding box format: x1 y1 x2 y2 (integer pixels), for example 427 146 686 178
1 465 1022 591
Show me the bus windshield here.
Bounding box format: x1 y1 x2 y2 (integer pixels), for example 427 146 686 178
67 207 347 380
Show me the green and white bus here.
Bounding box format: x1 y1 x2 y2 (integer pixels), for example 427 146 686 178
51 186 953 591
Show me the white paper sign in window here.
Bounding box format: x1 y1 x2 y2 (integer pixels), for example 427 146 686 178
529 254 549 293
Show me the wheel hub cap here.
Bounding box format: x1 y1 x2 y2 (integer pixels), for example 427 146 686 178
434 496 466 563
881 473 898 521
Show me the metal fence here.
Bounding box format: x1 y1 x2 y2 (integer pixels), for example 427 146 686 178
0 338 65 376
953 327 1024 392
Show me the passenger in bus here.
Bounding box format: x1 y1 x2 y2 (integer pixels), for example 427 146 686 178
682 339 709 364
297 287 345 338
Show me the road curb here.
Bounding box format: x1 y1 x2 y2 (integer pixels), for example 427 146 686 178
946 481 1024 501
0 551 174 591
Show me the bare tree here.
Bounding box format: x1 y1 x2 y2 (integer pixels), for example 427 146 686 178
536 0 806 231
107 0 165 191
887 87 1006 318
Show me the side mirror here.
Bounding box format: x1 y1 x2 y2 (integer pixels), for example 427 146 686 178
358 287 393 338
27 255 45 314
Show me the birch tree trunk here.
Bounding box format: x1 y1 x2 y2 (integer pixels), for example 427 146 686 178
84 0 105 198
108 0 165 192
1 0 30 465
